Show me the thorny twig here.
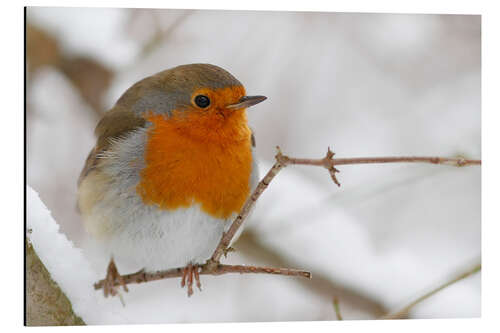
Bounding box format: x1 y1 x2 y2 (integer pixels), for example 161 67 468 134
94 264 310 290
209 147 480 263
94 147 481 292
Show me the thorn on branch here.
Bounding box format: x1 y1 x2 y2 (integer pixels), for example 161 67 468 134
325 147 341 187
326 146 335 159
275 145 289 165
223 247 235 258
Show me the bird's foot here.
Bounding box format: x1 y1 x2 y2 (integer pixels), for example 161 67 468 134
102 258 129 297
180 263 202 297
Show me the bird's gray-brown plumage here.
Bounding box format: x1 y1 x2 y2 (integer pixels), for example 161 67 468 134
78 63 244 186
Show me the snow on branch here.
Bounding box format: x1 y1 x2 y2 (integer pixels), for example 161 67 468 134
26 186 125 325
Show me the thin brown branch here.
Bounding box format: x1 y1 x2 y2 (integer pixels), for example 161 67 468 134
94 264 310 290
295 155 481 167
209 147 480 264
381 262 481 319
208 148 288 264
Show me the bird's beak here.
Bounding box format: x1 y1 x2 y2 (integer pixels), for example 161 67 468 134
227 95 267 110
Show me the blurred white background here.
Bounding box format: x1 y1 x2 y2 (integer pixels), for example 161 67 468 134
26 7 480 323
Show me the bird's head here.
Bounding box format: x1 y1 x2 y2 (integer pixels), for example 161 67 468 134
116 64 266 139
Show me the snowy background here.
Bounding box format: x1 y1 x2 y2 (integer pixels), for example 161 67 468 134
26 7 481 324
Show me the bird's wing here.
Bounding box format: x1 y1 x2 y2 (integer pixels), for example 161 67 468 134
78 107 146 186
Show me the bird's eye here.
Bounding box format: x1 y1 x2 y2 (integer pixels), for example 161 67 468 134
194 95 210 108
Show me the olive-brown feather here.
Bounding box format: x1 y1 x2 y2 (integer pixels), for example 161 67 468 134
78 107 145 186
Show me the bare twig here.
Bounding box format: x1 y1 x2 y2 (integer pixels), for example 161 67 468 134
94 264 310 290
208 147 289 264
329 156 479 167
333 297 343 320
381 263 481 319
209 147 480 264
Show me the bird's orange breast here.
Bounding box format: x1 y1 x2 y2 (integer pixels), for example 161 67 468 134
136 108 253 219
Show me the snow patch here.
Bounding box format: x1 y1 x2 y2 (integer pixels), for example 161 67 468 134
26 185 127 324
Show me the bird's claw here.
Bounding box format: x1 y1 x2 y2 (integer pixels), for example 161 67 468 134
181 263 202 297
102 258 129 298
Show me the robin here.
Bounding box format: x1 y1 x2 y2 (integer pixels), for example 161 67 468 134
77 64 266 297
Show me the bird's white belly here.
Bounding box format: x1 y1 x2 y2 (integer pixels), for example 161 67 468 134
102 204 230 272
